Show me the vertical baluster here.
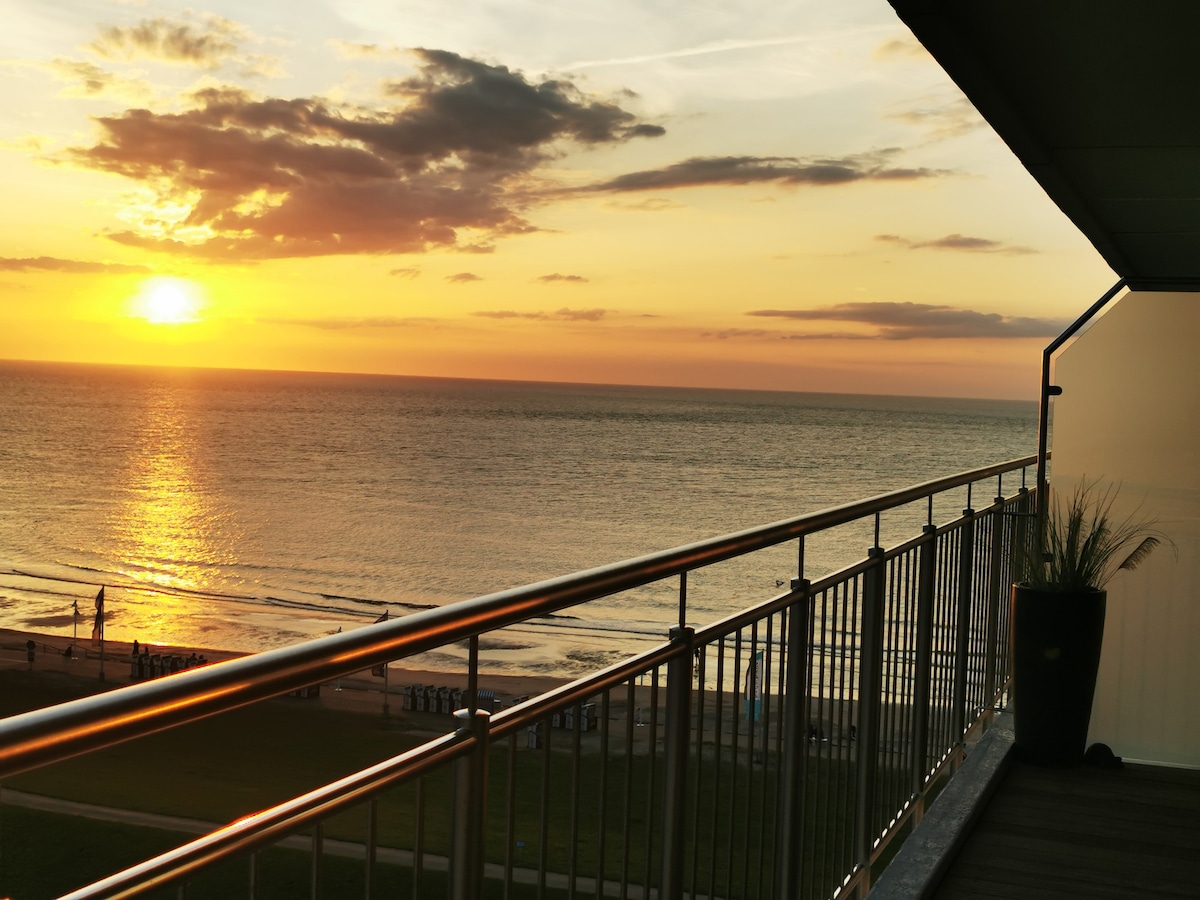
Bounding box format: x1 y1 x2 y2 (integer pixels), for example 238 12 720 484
310 822 323 900
248 850 259 900
622 680 636 898
740 621 759 899
707 638 725 896
364 797 378 900
644 668 660 895
539 712 552 900
569 699 583 900
855 545 885 894
912 523 937 816
954 506 976 754
659 626 693 900
450 709 489 900
724 631 743 900
597 689 612 900
413 777 425 900
505 732 517 900
838 577 859 890
756 613 774 896
689 642 707 897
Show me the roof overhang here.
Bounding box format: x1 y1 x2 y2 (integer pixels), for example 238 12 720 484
889 1 1200 292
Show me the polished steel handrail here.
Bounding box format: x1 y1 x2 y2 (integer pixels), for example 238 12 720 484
0 455 1034 780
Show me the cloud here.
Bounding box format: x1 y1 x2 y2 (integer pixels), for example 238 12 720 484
876 233 1036 255
63 49 663 260
472 307 608 322
474 310 547 320
537 273 588 283
554 307 605 321
447 272 482 283
607 197 683 212
388 267 420 278
747 302 1068 340
328 40 402 60
886 93 985 139
584 151 946 193
262 316 436 330
42 58 151 101
873 36 929 61
89 15 244 69
0 256 151 274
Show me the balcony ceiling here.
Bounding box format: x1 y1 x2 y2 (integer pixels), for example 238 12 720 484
889 1 1200 292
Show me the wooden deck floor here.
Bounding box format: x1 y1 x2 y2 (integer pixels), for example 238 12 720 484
932 759 1200 899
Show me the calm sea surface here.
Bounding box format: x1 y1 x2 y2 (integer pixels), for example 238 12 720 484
0 360 1037 677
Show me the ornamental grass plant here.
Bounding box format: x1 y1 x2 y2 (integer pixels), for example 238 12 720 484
1025 478 1170 592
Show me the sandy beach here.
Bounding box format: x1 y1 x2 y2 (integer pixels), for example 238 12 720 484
0 627 569 719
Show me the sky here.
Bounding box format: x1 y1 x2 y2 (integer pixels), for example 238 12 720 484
0 0 1118 399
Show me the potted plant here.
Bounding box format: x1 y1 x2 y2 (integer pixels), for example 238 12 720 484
1011 479 1167 765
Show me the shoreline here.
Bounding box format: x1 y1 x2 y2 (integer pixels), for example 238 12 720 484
0 627 569 718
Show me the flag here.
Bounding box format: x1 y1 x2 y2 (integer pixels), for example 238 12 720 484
91 586 105 645
374 610 389 624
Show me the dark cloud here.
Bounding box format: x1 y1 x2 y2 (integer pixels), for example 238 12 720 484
876 233 1036 254
0 256 151 274
447 272 482 283
537 273 588 283
388 267 420 278
585 151 946 193
747 302 1068 340
89 16 242 68
63 49 663 260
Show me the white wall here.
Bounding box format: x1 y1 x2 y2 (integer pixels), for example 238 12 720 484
1051 290 1200 766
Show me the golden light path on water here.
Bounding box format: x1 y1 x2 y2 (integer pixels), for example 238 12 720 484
103 384 240 645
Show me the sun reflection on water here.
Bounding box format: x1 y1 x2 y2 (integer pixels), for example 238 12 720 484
105 386 240 607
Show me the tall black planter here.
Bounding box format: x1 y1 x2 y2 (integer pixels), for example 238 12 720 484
1011 585 1107 765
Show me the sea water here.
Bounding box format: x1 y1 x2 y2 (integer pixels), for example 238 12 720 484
0 360 1037 676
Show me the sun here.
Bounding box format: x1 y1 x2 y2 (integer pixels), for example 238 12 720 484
132 277 203 325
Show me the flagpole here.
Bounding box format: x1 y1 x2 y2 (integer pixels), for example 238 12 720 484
382 663 389 718
72 599 78 659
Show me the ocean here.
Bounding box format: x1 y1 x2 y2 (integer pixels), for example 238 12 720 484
0 360 1038 677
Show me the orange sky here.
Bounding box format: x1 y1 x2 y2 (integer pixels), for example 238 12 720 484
0 1 1117 398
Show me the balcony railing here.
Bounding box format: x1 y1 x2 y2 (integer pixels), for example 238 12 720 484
0 457 1037 899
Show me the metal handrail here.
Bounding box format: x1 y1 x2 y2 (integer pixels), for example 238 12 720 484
0 455 1034 781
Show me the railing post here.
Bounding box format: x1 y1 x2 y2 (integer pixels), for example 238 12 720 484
777 580 811 899
953 508 976 754
854 546 886 893
449 708 490 900
911 525 937 816
660 625 694 900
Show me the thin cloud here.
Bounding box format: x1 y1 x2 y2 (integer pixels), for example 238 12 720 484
0 256 151 274
607 197 683 212
537 273 588 283
585 151 946 193
555 307 605 321
447 272 482 283
886 93 985 139
876 233 1037 255
472 308 608 322
388 267 420 278
873 35 929 61
474 310 548 320
262 316 436 330
747 302 1068 340
62 49 664 260
89 15 245 69
328 40 402 60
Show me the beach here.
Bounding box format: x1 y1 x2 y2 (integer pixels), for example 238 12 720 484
0 628 568 719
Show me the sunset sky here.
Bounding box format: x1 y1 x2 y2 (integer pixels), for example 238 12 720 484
0 0 1117 399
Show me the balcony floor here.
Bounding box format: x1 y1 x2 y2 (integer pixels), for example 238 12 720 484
931 758 1200 899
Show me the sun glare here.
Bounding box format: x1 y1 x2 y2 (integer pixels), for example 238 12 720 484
132 278 203 325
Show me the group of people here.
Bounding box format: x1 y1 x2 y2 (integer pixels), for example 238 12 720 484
129 639 206 681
